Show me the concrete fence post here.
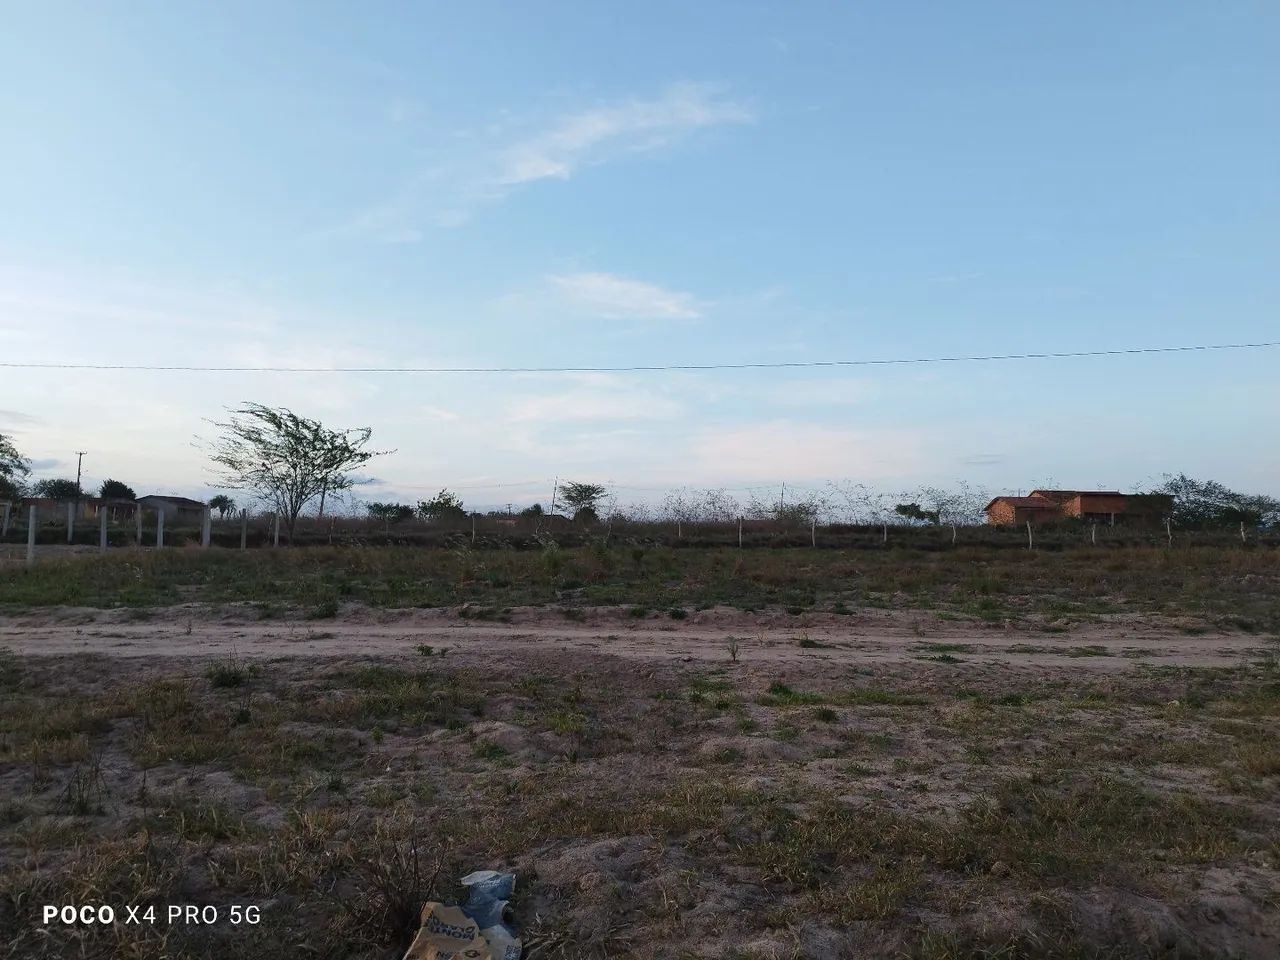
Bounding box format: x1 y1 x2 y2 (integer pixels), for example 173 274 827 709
240 509 248 550
67 502 75 544
1240 521 1247 545
1091 523 1097 546
201 506 211 548
136 507 143 546
27 505 36 566
272 513 280 548
1165 518 1172 548
99 509 108 553
471 514 476 545
738 517 743 548
882 522 888 544
811 518 816 548
157 511 165 549
1026 520 1034 550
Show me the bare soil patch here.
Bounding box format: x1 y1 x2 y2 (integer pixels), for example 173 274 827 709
1 606 1277 958
0 604 1265 669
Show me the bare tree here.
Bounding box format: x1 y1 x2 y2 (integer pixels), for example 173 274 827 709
829 481 892 526
661 487 697 527
204 403 389 538
697 488 741 523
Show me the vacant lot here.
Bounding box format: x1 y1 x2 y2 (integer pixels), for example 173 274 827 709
1 544 1278 630
1 547 1277 958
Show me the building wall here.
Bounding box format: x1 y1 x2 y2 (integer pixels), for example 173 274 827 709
986 500 1018 524
1073 494 1130 517
137 498 206 522
1013 506 1062 526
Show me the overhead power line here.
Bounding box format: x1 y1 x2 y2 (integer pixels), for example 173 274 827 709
0 340 1276 374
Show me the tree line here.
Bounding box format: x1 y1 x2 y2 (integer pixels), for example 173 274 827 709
3 404 1277 536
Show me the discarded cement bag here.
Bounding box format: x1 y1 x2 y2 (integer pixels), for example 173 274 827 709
403 870 521 960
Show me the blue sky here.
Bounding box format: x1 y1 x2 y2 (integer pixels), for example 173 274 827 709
1 2 1276 509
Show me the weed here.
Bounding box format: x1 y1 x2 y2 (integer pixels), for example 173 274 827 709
473 741 508 761
207 654 250 689
846 689 929 707
311 595 340 619
760 681 823 706
1067 645 1110 658
60 754 108 815
547 711 586 735
332 817 447 950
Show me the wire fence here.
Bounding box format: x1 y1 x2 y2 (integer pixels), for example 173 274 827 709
1 504 1274 565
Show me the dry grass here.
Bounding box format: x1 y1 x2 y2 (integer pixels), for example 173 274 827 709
1 641 1277 958
2 544 1278 632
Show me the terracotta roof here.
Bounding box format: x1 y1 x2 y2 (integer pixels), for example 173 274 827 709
137 495 207 509
1029 489 1124 499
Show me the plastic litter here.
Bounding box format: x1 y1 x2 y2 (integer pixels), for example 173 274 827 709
403 870 521 960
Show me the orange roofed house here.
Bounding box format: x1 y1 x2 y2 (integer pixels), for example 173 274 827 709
984 490 1172 526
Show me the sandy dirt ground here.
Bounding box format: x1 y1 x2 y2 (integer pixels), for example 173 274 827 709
3 603 1278 958
0 603 1267 670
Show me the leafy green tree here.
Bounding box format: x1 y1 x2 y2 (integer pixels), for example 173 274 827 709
205 403 389 537
417 489 466 522
559 482 606 519
0 433 30 500
33 478 80 500
1154 474 1280 528
518 503 544 518
209 494 236 518
99 479 136 500
894 502 940 524
368 501 414 522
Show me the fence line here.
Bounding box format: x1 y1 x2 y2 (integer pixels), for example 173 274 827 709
1 504 1276 561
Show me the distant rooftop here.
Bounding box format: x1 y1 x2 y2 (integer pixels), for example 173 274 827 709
137 494 206 508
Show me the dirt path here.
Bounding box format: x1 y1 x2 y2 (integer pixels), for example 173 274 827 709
0 604 1267 669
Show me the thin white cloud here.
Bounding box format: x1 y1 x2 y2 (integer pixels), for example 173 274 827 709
548 272 702 320
417 404 461 423
498 82 752 185
322 83 752 241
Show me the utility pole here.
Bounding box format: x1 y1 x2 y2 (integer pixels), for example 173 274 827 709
73 451 87 542
74 451 88 497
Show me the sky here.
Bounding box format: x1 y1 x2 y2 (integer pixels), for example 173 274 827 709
1 1 1277 511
